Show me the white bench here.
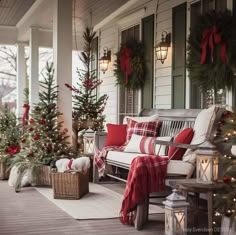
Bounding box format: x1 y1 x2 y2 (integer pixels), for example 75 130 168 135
93 106 225 229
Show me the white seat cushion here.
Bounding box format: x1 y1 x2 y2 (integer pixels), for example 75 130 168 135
106 151 194 176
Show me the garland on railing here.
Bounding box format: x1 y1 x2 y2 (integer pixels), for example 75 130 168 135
187 10 236 90
114 40 145 90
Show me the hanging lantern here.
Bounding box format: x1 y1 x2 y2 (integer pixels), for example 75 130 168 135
196 141 219 184
163 189 189 235
83 128 95 155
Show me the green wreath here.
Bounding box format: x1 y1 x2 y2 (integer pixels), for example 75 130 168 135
187 10 236 90
114 40 145 90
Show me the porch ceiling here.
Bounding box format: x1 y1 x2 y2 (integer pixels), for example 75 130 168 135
0 0 138 47
0 0 36 26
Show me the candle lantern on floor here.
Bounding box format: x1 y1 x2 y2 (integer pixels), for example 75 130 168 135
196 141 219 184
163 189 189 235
83 128 95 155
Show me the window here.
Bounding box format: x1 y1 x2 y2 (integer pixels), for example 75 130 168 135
189 0 227 108
118 25 140 124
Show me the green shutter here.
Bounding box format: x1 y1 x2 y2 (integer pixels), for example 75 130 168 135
172 3 186 109
141 14 154 109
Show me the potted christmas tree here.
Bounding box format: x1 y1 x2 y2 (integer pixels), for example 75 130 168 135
65 27 108 151
11 62 73 190
0 104 21 180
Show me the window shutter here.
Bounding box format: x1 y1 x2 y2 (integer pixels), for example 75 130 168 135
141 14 154 109
172 3 186 109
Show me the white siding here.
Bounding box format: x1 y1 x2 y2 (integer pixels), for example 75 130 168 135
154 0 186 109
98 0 188 124
99 21 119 125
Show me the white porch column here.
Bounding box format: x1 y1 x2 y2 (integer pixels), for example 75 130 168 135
16 42 27 118
53 0 72 143
29 27 39 109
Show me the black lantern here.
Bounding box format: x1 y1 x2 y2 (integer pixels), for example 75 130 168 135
99 47 111 73
155 31 171 64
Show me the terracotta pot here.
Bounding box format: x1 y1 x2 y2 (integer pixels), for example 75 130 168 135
0 160 10 180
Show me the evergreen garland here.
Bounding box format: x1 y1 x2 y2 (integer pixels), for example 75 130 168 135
114 40 145 90
187 10 236 90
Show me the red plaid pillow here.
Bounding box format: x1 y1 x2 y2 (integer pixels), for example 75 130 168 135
126 118 162 144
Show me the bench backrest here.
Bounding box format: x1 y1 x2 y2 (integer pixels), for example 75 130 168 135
139 109 201 137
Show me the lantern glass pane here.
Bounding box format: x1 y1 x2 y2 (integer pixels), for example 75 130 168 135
83 137 94 155
197 155 218 183
100 60 109 72
174 209 185 234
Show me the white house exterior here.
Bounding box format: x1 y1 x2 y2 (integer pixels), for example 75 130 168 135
0 0 234 139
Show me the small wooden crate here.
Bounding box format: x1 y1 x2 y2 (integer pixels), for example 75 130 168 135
51 171 89 199
0 160 10 180
34 165 52 187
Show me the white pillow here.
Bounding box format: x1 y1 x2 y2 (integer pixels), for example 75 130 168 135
191 105 217 145
183 105 218 162
123 114 159 124
124 134 172 156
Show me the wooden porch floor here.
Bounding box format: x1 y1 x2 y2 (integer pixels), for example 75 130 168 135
0 181 165 235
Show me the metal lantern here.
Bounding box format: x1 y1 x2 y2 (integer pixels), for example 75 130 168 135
196 141 219 184
83 128 95 155
163 189 189 235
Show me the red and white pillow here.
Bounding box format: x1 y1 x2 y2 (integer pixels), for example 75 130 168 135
125 118 162 144
124 134 172 156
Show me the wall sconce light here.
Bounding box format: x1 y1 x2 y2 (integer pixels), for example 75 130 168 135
155 31 171 64
100 47 111 73
196 141 219 184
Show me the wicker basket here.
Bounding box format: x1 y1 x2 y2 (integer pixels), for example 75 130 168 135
33 165 52 187
0 160 10 180
51 171 89 199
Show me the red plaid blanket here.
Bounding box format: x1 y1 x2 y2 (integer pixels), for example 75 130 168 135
94 145 125 177
120 155 168 225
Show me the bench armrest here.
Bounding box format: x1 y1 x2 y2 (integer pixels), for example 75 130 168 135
153 139 199 156
94 131 107 153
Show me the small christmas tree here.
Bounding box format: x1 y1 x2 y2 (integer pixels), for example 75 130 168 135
0 104 21 164
65 27 108 130
214 111 236 221
11 62 73 190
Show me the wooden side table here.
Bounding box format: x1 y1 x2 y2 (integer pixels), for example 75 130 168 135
176 179 225 235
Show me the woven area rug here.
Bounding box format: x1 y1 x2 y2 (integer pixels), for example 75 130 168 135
35 183 164 220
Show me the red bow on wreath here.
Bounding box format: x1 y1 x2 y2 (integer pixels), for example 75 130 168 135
119 47 131 85
200 25 227 64
22 103 30 127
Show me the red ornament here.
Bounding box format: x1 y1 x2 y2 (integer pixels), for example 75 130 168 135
29 118 34 124
224 111 232 119
29 127 34 132
33 135 40 140
47 145 52 150
39 119 46 125
7 144 20 155
223 176 231 184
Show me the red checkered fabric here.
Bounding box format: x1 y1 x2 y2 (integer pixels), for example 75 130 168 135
120 155 168 225
94 145 125 177
125 118 162 144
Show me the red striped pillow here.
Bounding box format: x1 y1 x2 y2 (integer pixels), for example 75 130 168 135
125 118 162 144
124 134 172 156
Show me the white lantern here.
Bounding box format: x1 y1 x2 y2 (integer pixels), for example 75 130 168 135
163 189 189 235
196 141 219 184
83 128 95 155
